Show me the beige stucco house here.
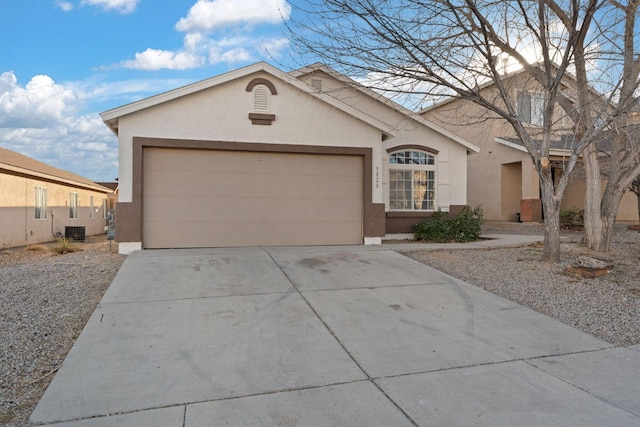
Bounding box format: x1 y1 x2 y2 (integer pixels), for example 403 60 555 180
421 69 639 223
0 146 114 249
100 62 478 254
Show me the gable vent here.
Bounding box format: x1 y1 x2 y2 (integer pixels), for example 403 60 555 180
253 85 270 112
310 78 323 91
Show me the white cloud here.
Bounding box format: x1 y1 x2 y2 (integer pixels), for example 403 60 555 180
80 0 140 14
56 1 74 11
119 33 289 71
176 0 291 32
0 71 119 181
0 72 76 128
111 1 292 71
120 48 205 71
259 37 290 59
0 112 118 181
211 47 252 64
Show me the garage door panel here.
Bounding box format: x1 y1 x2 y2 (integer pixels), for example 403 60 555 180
144 220 362 248
144 197 362 223
145 149 361 177
144 170 362 199
143 148 363 248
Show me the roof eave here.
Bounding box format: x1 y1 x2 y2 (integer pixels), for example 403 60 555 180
291 63 479 153
100 61 396 140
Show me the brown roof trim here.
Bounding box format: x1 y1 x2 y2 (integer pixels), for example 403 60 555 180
0 167 111 193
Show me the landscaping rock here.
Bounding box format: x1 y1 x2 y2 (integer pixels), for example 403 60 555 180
566 256 614 278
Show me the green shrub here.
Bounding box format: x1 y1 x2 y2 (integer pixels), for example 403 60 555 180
414 206 484 243
559 207 584 229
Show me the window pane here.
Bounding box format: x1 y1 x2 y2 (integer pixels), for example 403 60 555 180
531 95 545 126
413 170 426 210
427 154 435 165
517 92 532 124
70 193 78 219
390 169 412 210
34 187 47 219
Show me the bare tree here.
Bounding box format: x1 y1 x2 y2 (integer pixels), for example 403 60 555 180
578 1 640 252
630 172 640 222
287 0 640 262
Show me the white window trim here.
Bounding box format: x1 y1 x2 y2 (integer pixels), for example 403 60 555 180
388 150 437 211
70 192 79 219
35 187 47 220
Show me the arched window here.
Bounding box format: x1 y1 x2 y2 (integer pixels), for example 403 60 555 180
388 150 436 211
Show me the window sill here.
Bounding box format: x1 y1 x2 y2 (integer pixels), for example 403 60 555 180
248 113 275 125
387 211 434 217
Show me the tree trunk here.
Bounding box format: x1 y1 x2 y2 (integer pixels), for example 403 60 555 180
540 175 561 262
582 143 603 249
596 180 627 251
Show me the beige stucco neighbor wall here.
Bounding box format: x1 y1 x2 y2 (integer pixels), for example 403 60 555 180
423 96 538 221
561 174 638 222
0 172 110 248
422 71 639 222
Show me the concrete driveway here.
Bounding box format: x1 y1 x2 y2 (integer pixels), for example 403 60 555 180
31 245 640 426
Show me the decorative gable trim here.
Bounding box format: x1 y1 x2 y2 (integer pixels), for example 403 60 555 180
245 78 278 95
386 144 439 155
248 113 276 125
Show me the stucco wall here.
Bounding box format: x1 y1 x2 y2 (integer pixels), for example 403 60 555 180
0 172 110 248
295 72 471 212
117 70 384 205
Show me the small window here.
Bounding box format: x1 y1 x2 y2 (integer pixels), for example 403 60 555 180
35 187 47 220
102 198 108 218
69 193 78 219
89 196 94 219
253 85 270 113
517 92 545 126
389 150 436 211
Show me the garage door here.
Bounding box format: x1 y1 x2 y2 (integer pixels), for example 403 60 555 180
142 148 363 248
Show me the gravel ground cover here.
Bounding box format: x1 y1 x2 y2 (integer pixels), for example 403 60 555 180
402 222 640 347
1 224 639 426
0 236 124 426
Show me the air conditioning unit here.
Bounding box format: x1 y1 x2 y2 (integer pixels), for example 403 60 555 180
65 226 86 241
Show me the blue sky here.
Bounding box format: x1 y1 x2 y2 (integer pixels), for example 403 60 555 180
0 0 299 181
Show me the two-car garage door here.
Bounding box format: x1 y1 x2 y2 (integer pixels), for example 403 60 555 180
142 148 363 248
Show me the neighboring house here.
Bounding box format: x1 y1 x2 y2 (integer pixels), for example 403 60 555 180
421 68 639 222
100 62 478 254
0 146 113 249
